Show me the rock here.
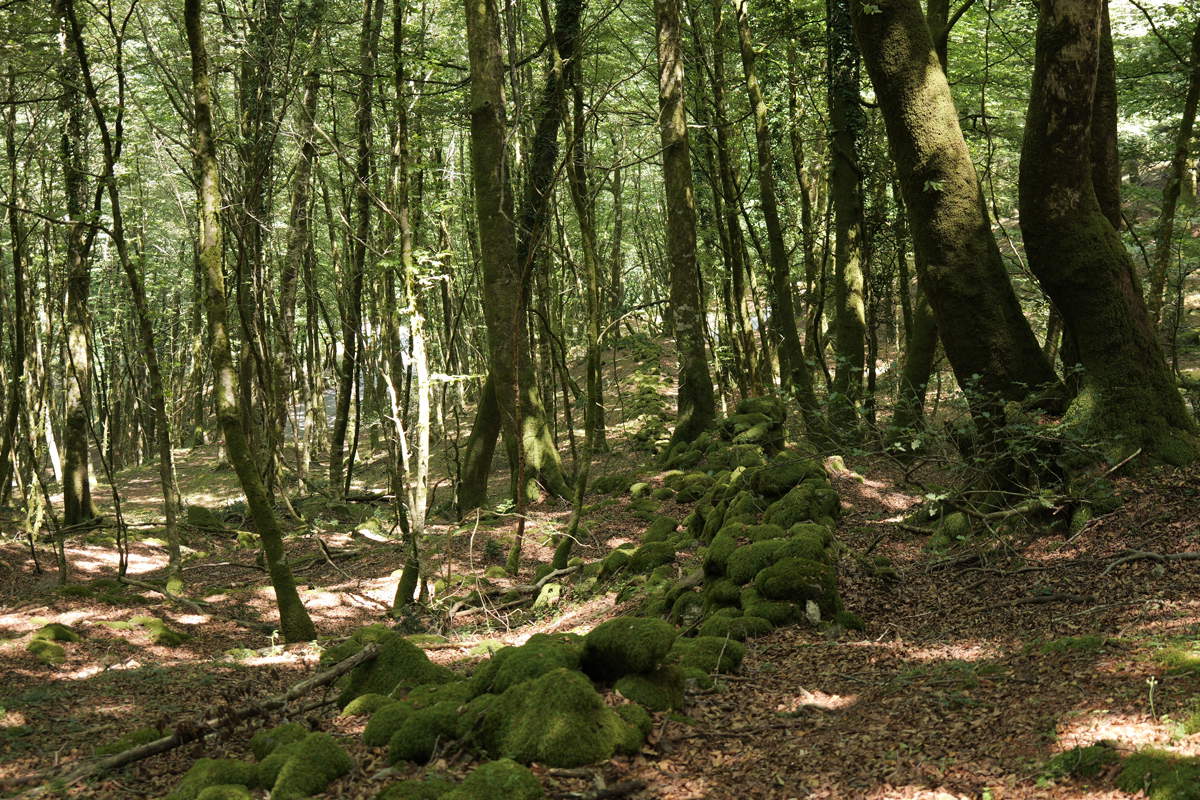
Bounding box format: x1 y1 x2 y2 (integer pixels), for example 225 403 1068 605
532 583 562 610
670 636 745 674
581 617 677 680
441 759 544 800
165 759 258 800
614 665 685 711
322 625 454 706
469 633 584 696
268 732 353 800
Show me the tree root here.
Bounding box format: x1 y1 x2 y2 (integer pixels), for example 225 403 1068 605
1102 549 1200 576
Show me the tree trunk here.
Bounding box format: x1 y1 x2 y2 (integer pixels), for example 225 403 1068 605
657 0 715 444
185 0 317 641
1019 0 1198 464
850 0 1061 412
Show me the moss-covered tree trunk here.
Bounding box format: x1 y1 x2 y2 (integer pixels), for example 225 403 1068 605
185 0 317 642
850 0 1060 410
1019 0 1198 464
657 0 715 444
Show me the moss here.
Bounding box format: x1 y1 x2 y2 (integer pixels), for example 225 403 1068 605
747 457 825 498
254 742 302 789
441 759 544 800
670 636 745 674
376 776 456 799
616 703 653 739
592 472 636 494
643 515 678 543
582 617 677 681
735 396 786 422
754 557 839 614
26 639 66 665
1040 743 1121 781
698 615 773 640
1115 749 1200 799
832 610 865 631
340 693 394 717
662 470 688 490
680 666 715 690
471 668 642 767
628 541 676 573
130 615 190 646
726 540 784 585
186 505 226 530
740 586 800 626
269 732 354 800
1036 635 1108 655
165 759 259 800
364 701 414 747
703 578 742 609
32 623 82 643
95 726 163 756
651 487 675 500
614 665 685 711
195 787 252 800
327 625 454 706
722 412 771 438
668 592 704 626
599 545 636 578
763 481 839 528
776 531 832 564
788 522 834 547
701 501 729 542
388 701 460 763
932 512 972 547
402 680 473 708
629 482 651 499
250 722 308 760
469 633 583 696
675 473 714 503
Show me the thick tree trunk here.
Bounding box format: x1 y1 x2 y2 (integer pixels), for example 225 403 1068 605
1019 0 1198 464
850 0 1061 411
185 0 317 641
656 0 715 444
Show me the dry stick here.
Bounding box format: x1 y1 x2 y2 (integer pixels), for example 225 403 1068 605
554 781 648 800
974 593 1091 612
1102 549 1200 576
6 642 380 794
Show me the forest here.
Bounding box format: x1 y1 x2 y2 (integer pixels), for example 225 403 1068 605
1 0 1199 796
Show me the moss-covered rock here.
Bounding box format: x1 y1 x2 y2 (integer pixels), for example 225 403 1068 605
1115 748 1200 799
250 722 308 760
614 665 685 711
324 625 454 706
165 759 259 800
754 557 838 612
651 487 676 501
26 639 66 665
616 703 652 739
628 541 676 573
735 396 786 423
743 523 787 542
130 615 191 646
581 617 677 681
833 610 865 630
388 701 460 763
762 481 839 529
668 591 705 626
726 540 784 585
340 693 394 717
186 505 226 530
674 473 714 503
643 515 678 543
95 726 164 756
703 532 738 577
698 615 773 640
1039 743 1121 782
364 701 414 747
670 636 745 674
703 577 742 609
195 786 252 800
376 776 455 800
469 633 584 696
269 732 354 800
592 472 636 494
32 622 82 642
599 545 636 578
928 512 972 551
740 586 800 626
469 668 642 767
441 759 544 800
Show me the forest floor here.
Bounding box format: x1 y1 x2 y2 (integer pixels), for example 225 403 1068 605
2 346 1200 799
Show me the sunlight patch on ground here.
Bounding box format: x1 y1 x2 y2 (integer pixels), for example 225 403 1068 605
776 688 859 712
1052 708 1200 757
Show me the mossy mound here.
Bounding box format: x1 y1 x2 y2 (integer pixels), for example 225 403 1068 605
643 515 678 543
186 505 226 530
592 472 636 495
599 545 636 578
762 482 839 529
165 759 258 800
269 732 354 800
1040 743 1121 781
928 511 972 551
323 625 454 706
581 617 677 681
469 633 583 696
195 786 252 800
95 726 164 756
340 693 394 716
364 701 414 747
468 668 643 767
754 557 839 615
628 541 676 573
739 586 800 626
388 701 460 763
703 532 738 577
377 776 456 800
698 614 773 640
250 722 308 760
130 615 191 646
441 759 544 800
614 665 685 711
670 636 745 674
1115 749 1200 799
32 623 82 643
26 639 66 665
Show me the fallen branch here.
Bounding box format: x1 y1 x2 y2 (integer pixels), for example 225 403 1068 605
976 592 1090 612
554 780 647 800
5 642 380 795
1102 549 1200 576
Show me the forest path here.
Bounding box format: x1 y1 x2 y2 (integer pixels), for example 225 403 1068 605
612 459 1200 800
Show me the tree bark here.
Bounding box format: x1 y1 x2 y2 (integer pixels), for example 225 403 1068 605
1019 0 1198 464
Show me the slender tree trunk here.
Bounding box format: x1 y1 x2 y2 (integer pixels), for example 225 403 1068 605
850 0 1061 412
1019 0 1198 464
185 0 317 641
0 75 27 503
657 0 715 444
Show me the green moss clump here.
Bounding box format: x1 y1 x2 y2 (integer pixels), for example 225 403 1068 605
364 701 414 747
668 592 705 626
582 617 677 681
681 666 715 689
726 540 784 585
441 759 544 800
675 473 714 503
643 515 678 543
32 623 82 643
402 680 473 708
165 759 258 800
651 487 675 500
670 636 745 674
592 472 636 494
753 557 838 614
129 615 191 646
1036 635 1108 655
1115 749 1200 799
725 491 763 521
250 722 308 760
26 639 66 665
614 665 685 711
1040 743 1121 781
326 625 454 706
469 633 583 696
628 541 675 573
740 586 800 626
387 701 460 763
94 726 163 756
735 396 786 423
186 505 226 530
195 786 252 800
376 776 456 799
616 703 653 739
699 615 773 640
763 481 838 528
340 692 394 717
599 546 635 578
703 577 742 609
776 531 831 564
255 741 301 788
747 457 824 498
742 523 786 542
928 512 971 551
472 668 642 767
833 610 865 630
269 732 354 800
